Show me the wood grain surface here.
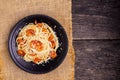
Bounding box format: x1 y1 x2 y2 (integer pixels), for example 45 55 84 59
72 0 120 39
72 0 120 80
74 40 120 80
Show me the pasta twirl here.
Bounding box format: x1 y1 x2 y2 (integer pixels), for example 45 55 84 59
16 21 59 64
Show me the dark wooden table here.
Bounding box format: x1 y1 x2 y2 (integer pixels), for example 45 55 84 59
72 0 120 80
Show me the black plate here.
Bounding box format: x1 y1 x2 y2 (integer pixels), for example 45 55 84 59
8 14 68 74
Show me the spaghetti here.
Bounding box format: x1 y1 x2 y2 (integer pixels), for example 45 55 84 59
16 21 59 64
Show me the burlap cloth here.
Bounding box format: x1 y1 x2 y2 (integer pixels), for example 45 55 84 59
0 0 75 80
